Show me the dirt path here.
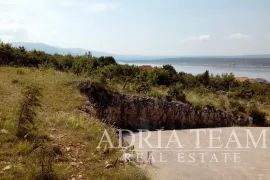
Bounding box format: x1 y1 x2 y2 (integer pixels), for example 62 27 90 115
124 127 270 180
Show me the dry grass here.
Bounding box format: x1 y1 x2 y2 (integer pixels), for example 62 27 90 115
185 89 270 122
185 90 230 110
0 67 151 180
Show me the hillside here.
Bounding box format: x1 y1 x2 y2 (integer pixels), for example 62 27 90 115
1 41 270 179
12 42 112 57
11 42 159 61
0 67 150 180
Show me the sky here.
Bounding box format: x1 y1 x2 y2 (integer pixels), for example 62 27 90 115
0 0 270 56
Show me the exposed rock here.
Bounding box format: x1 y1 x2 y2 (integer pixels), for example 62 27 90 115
66 147 71 152
49 135 55 140
0 129 9 134
81 83 253 130
70 162 79 167
105 163 114 169
85 100 91 106
2 165 12 171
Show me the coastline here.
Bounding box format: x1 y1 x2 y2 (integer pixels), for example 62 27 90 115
118 61 270 82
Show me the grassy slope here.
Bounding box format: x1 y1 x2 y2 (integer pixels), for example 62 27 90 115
0 67 150 180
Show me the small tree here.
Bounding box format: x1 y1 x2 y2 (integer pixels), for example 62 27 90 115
197 70 210 87
85 51 92 59
17 84 42 139
34 143 58 180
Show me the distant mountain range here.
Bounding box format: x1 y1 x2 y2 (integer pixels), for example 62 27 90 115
11 42 270 61
11 42 161 61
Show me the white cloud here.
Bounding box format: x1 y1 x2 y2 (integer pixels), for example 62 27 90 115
229 33 253 39
0 14 30 42
0 35 13 42
0 0 118 43
266 34 270 38
185 35 211 42
0 26 30 42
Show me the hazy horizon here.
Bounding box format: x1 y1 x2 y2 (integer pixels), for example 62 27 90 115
9 41 270 58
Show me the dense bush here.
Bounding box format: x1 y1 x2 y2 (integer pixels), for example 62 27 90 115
197 70 210 87
248 102 267 126
163 64 178 82
99 64 140 82
229 81 270 101
209 73 237 91
166 84 186 102
134 71 151 93
135 82 151 94
148 68 171 86
0 41 116 75
229 100 246 115
178 72 200 89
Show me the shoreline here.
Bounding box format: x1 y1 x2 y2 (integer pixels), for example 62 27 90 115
118 61 270 82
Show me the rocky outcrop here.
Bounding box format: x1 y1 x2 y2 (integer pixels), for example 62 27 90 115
81 82 253 130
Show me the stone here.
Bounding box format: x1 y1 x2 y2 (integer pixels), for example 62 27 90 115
2 165 12 171
70 162 78 167
66 147 71 152
0 129 9 134
105 163 114 169
85 100 91 105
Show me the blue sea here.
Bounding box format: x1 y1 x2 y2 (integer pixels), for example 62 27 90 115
118 58 270 81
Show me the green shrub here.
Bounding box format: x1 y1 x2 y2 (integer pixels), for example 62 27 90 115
167 84 186 102
248 102 266 126
210 73 237 91
163 64 178 83
11 79 19 84
228 80 270 102
16 83 42 139
229 100 246 115
197 70 210 87
34 144 58 180
219 97 227 111
149 68 171 86
99 64 140 82
178 72 199 89
135 83 151 94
